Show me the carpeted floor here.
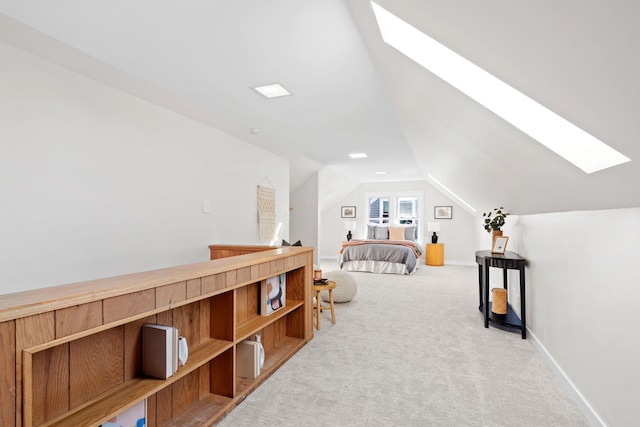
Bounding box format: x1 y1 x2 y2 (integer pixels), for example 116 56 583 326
217 264 589 427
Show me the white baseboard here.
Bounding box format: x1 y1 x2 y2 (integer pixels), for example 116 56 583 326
527 329 606 427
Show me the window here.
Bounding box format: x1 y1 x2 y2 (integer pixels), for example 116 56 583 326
368 197 389 224
365 192 423 241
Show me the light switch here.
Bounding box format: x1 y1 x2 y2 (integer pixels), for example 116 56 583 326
203 200 212 214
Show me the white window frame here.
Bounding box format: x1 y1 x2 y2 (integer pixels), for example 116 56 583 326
364 191 424 242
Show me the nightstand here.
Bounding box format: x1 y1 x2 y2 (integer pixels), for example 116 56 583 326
425 243 444 266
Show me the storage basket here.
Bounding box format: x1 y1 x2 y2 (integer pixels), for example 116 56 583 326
492 288 507 315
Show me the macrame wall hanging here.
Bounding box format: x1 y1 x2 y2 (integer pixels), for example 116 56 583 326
257 185 276 242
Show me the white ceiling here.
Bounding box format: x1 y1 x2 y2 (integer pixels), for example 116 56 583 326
2 0 639 216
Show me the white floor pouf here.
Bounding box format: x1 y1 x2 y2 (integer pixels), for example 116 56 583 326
322 271 357 303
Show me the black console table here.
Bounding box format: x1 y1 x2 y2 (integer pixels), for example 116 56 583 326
475 250 527 339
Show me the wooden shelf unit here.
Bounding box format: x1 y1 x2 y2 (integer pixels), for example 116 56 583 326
0 245 313 427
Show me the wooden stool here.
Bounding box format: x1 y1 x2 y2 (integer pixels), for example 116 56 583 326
313 280 336 330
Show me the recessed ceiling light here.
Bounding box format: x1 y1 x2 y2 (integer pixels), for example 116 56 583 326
376 171 387 175
252 83 292 99
349 153 368 159
372 2 630 173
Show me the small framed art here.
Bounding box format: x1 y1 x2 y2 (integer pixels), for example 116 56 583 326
434 206 452 219
341 206 356 218
492 236 509 254
260 274 286 316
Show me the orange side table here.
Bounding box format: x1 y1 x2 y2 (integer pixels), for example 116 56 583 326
426 243 444 266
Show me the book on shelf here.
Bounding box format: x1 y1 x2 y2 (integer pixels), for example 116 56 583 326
100 399 146 427
260 273 286 316
236 340 261 379
141 324 179 379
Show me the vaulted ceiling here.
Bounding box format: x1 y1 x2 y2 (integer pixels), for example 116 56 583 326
2 0 639 216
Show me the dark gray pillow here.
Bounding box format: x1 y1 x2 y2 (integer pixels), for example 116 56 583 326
366 224 376 239
282 239 302 246
404 225 417 241
374 225 389 240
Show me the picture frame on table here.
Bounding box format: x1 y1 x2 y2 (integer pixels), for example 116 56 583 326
341 206 356 218
434 206 452 219
491 236 509 254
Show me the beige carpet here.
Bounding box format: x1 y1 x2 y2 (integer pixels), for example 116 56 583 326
217 264 589 426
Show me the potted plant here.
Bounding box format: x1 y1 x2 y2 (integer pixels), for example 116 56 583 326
482 207 510 237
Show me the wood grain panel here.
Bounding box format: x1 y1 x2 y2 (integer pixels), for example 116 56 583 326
258 262 271 278
247 282 259 322
271 259 286 274
156 282 187 308
209 348 234 398
70 327 124 407
286 268 304 301
199 363 210 398
201 273 225 294
225 270 237 288
31 344 69 425
124 316 155 381
0 321 15 427
235 287 248 325
171 370 199 418
211 293 234 342
156 387 172 426
199 300 211 344
103 289 155 324
236 266 252 285
156 310 172 327
146 394 157 427
186 279 201 300
173 302 200 347
262 323 276 351
16 312 54 427
55 301 102 339
250 264 260 280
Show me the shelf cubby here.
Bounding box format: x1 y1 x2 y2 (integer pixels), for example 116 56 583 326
0 245 313 427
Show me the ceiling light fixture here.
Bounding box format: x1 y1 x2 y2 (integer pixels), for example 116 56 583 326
376 171 387 175
252 83 292 99
349 153 368 159
371 2 630 173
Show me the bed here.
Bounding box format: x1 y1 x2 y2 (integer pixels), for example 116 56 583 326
338 224 423 275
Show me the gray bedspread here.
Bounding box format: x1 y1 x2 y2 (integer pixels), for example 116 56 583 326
339 241 422 272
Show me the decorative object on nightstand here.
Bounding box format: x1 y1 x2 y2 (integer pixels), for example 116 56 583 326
427 221 441 243
425 243 444 266
344 220 356 241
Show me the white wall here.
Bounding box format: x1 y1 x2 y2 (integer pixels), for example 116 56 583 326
488 208 640 427
319 180 476 264
289 172 319 263
0 42 289 295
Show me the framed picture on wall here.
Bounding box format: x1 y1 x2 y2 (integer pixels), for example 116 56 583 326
434 206 452 219
341 206 356 218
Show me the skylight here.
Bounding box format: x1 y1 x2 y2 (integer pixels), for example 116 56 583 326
371 2 630 174
252 83 291 99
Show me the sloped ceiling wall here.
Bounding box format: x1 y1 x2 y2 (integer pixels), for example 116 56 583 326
348 0 640 215
1 0 639 216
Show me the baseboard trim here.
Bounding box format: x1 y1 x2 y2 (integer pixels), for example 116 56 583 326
528 329 606 427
